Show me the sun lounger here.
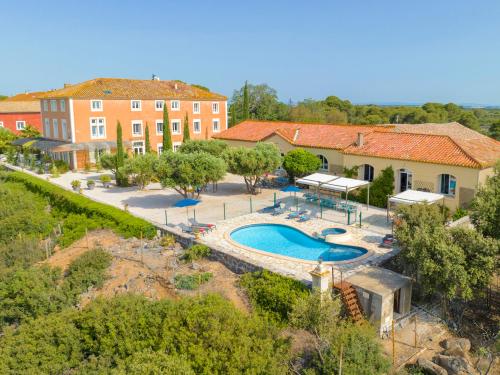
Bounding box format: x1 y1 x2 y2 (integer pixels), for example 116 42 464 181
271 207 285 216
180 224 206 235
193 222 216 231
297 214 311 222
287 209 307 219
262 201 282 212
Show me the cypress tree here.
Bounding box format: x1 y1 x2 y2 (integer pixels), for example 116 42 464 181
145 122 151 153
243 80 249 120
183 112 190 142
229 103 237 127
116 121 125 185
162 104 172 152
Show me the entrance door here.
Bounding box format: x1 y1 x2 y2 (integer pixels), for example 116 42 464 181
399 169 412 192
393 288 401 314
133 141 144 155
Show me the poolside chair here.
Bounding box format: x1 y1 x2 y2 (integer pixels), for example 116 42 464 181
297 214 311 222
287 209 307 219
261 201 282 213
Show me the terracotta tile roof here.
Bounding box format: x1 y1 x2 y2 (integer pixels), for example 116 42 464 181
215 120 389 149
343 131 499 168
0 101 40 113
4 91 46 102
40 78 226 101
217 120 500 169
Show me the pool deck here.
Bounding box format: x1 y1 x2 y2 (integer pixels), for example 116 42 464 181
200 211 398 283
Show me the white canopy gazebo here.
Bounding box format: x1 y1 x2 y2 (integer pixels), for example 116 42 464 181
296 173 371 208
387 189 445 221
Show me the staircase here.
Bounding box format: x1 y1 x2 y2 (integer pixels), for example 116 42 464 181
333 281 364 323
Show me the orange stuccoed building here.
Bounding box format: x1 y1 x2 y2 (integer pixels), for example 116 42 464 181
39 77 227 169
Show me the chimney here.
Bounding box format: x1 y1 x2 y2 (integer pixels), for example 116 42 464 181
293 128 300 142
174 83 178 90
356 132 364 147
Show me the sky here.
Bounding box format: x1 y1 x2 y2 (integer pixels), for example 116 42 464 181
2 0 500 105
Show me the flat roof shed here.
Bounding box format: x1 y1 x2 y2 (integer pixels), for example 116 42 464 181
346 266 411 298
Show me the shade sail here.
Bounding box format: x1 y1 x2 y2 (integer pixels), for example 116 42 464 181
389 189 444 205
322 177 370 192
296 173 338 186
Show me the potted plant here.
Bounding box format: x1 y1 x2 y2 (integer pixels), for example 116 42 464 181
87 180 96 190
71 180 81 191
100 174 112 188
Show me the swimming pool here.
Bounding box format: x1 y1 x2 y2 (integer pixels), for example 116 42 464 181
230 224 367 262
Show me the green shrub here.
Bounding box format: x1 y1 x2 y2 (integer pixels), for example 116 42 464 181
63 248 112 300
50 165 60 177
54 160 69 173
174 272 213 290
452 207 468 221
58 213 112 248
100 174 111 183
160 234 176 248
183 244 211 262
240 270 309 322
355 165 395 208
3 171 156 239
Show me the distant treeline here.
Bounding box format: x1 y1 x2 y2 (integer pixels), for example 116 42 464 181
228 83 500 139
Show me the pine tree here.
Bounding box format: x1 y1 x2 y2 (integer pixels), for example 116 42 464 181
116 121 125 185
145 122 151 153
243 80 250 120
162 104 172 152
183 112 190 142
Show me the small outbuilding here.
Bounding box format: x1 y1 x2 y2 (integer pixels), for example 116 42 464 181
345 266 412 336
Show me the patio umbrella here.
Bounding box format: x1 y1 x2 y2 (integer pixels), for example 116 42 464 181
281 185 301 210
173 198 200 222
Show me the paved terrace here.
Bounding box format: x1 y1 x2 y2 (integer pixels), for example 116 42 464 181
3 165 394 282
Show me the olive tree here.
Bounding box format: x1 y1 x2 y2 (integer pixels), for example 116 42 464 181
119 153 158 190
224 143 282 194
178 139 228 156
156 151 226 198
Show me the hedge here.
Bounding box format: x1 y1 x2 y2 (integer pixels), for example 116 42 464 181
3 171 156 239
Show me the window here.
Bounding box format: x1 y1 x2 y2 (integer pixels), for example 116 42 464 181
193 119 201 134
132 120 143 136
90 117 106 139
60 100 66 112
399 169 412 192
157 143 163 155
173 142 182 152
439 174 456 196
171 100 180 111
44 118 50 136
363 164 374 182
16 121 26 130
50 99 57 112
171 120 181 134
61 119 68 140
131 100 142 111
193 101 200 114
52 119 59 138
212 119 220 132
133 141 144 155
91 100 103 111
155 120 163 135
212 102 219 114
317 155 328 171
43 100 48 111
155 100 164 111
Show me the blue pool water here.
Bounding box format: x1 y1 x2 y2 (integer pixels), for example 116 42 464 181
230 224 367 262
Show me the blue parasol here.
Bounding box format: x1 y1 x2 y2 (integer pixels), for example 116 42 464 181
281 185 301 193
174 198 200 222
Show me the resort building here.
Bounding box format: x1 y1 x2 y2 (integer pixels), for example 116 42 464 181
0 92 44 134
38 77 227 169
215 120 500 210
